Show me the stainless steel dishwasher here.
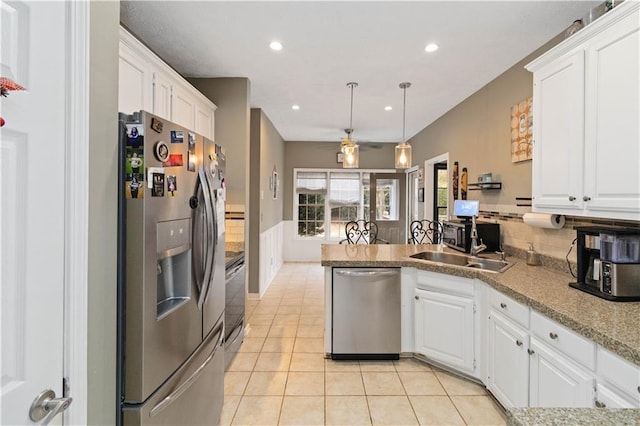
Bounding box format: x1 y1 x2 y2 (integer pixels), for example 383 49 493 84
332 267 401 360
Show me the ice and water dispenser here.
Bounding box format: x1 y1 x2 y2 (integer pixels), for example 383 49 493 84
571 226 640 301
156 218 192 319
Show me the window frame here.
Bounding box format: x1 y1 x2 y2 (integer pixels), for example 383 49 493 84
293 167 394 241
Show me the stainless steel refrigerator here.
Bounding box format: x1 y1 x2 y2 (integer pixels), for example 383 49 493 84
117 111 226 425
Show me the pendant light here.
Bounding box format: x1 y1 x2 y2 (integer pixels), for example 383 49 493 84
395 82 412 169
341 82 359 168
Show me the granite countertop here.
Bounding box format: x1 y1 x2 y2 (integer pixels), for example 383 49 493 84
321 243 640 367
507 407 640 425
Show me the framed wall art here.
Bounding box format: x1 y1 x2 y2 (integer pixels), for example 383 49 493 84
511 96 533 162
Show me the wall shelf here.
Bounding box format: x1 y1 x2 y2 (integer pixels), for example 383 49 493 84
468 182 502 190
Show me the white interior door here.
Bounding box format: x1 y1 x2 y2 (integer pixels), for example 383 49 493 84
1 1 68 424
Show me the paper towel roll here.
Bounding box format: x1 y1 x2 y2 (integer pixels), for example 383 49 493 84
523 213 566 229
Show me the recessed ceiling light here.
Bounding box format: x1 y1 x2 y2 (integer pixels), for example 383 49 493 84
384 106 393 111
292 105 300 110
270 41 283 51
425 43 439 53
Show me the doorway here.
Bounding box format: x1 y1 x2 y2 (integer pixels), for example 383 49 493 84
370 173 407 243
425 153 450 222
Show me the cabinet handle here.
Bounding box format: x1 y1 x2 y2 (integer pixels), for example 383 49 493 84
583 196 591 202
637 386 640 394
500 302 507 309
549 332 558 340
527 349 535 355
516 340 523 346
595 400 606 408
569 196 576 201
415 295 419 300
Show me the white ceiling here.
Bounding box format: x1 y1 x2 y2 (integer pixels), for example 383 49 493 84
121 1 598 144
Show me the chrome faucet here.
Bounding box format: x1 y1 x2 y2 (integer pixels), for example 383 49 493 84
470 215 487 257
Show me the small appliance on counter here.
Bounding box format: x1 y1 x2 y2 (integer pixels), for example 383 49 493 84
569 226 640 301
442 220 501 253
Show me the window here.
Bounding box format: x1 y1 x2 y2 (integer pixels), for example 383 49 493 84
294 169 389 240
296 172 326 237
329 172 361 239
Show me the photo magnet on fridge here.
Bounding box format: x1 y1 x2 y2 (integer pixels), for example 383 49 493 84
151 173 165 197
170 130 184 143
167 175 177 197
126 124 143 148
127 176 144 199
187 132 196 172
125 147 145 182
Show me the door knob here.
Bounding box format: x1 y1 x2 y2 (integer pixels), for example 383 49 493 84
415 295 419 300
583 196 591 202
568 196 576 201
29 389 72 425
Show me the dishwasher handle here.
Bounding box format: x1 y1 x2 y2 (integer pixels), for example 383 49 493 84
335 270 398 278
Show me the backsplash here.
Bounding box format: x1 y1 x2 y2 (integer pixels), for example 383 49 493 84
478 206 640 263
225 204 245 244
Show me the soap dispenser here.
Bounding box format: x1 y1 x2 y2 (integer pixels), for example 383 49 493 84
526 242 539 266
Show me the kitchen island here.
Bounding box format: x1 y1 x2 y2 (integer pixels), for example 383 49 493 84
322 243 640 423
321 243 640 366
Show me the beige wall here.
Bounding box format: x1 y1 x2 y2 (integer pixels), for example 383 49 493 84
283 142 396 220
410 33 565 207
188 78 251 208
255 109 285 232
88 1 119 423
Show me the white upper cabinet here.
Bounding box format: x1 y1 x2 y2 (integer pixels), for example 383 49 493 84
119 27 216 139
526 2 640 221
119 40 152 114
152 70 172 121
583 10 639 216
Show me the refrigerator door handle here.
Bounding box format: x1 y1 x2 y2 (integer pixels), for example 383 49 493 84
149 323 224 418
198 168 217 310
197 166 215 310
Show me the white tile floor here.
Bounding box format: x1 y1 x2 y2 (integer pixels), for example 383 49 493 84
222 262 507 426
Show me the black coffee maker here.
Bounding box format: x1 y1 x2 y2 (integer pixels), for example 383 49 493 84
570 226 640 301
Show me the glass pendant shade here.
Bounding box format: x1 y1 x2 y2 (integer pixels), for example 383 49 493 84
342 142 359 168
395 143 412 169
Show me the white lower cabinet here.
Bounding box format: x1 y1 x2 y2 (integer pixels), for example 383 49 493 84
529 337 595 407
413 271 476 375
596 346 640 408
487 310 529 408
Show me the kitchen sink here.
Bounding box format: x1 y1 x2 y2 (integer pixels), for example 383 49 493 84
409 251 514 273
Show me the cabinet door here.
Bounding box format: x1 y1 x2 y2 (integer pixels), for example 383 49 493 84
153 70 172 120
487 310 529 408
195 102 214 140
171 83 196 130
596 384 638 409
119 42 152 114
529 337 595 407
414 288 474 373
583 12 640 219
531 50 585 212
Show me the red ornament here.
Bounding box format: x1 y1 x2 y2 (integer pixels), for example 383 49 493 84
0 117 5 127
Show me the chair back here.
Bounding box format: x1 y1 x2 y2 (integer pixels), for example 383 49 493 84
409 220 443 244
344 220 379 244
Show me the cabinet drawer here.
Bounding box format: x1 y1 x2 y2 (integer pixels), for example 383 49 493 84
489 290 529 328
597 346 640 405
530 310 596 370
